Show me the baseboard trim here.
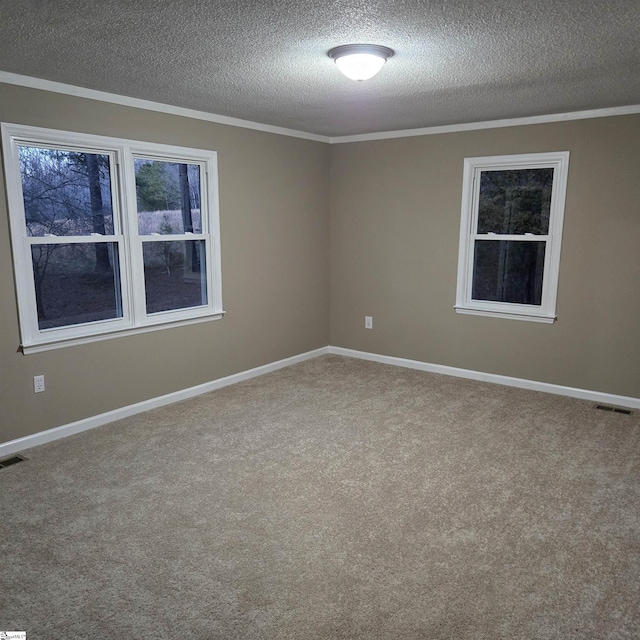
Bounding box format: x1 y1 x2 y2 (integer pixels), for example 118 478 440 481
4 344 637 458
328 346 640 409
0 347 330 458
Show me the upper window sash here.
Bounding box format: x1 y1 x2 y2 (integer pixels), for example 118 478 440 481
455 151 569 323
131 155 207 237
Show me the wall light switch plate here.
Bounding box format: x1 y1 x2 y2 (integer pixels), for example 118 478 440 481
365 316 373 329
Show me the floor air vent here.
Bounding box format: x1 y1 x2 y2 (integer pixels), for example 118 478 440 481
596 404 632 415
0 454 27 469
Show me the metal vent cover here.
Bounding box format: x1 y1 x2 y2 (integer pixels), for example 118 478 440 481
0 454 27 469
596 404 632 415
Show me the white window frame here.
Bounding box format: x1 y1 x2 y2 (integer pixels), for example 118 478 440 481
455 151 569 323
2 123 224 354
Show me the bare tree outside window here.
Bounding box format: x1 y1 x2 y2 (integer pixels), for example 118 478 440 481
134 159 206 314
3 123 223 351
18 146 121 327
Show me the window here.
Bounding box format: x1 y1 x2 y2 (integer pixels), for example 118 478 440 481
455 151 569 323
2 123 223 353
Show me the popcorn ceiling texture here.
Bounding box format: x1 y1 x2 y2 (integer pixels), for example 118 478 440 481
0 0 639 135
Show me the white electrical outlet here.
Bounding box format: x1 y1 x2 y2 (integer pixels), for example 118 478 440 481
33 375 45 393
365 315 373 329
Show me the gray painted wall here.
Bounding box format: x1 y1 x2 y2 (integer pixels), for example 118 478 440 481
330 115 640 398
0 84 330 443
1 83 638 448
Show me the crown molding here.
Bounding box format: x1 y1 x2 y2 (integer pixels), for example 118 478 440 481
0 71 330 143
329 104 640 143
2 70 639 145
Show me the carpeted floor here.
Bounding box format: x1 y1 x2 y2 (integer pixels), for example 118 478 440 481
1 355 639 639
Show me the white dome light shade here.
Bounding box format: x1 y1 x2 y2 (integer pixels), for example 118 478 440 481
335 53 385 81
328 44 394 81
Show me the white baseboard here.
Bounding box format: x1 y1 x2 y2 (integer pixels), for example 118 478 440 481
3 344 637 459
0 347 330 458
328 346 640 410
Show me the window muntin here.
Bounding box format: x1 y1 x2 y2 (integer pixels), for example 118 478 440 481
2 124 223 353
455 152 569 323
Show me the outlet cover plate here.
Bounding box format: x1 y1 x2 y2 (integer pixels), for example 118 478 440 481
34 375 45 393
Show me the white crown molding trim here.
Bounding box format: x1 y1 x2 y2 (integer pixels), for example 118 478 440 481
328 346 640 409
329 105 640 144
3 72 639 146
0 347 330 458
0 71 330 143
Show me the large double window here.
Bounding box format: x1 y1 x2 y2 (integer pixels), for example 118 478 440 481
2 124 223 353
455 152 569 323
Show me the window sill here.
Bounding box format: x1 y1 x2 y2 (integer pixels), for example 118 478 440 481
20 311 225 354
454 306 556 324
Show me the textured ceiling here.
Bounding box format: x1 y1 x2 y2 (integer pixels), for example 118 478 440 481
0 0 639 137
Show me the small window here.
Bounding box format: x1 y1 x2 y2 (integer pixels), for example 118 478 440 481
2 124 223 353
455 152 569 323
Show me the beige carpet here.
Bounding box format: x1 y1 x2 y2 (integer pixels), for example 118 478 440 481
1 355 639 639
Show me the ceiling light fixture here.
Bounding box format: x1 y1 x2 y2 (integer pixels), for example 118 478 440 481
328 44 394 81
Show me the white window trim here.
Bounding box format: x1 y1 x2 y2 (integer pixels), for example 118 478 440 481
2 123 224 354
454 151 570 323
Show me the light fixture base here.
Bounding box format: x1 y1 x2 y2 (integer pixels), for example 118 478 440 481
328 44 395 61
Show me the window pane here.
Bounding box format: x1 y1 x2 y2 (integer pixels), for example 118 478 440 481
19 146 114 237
477 168 553 235
135 159 202 235
472 240 545 305
31 243 122 329
143 240 207 314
